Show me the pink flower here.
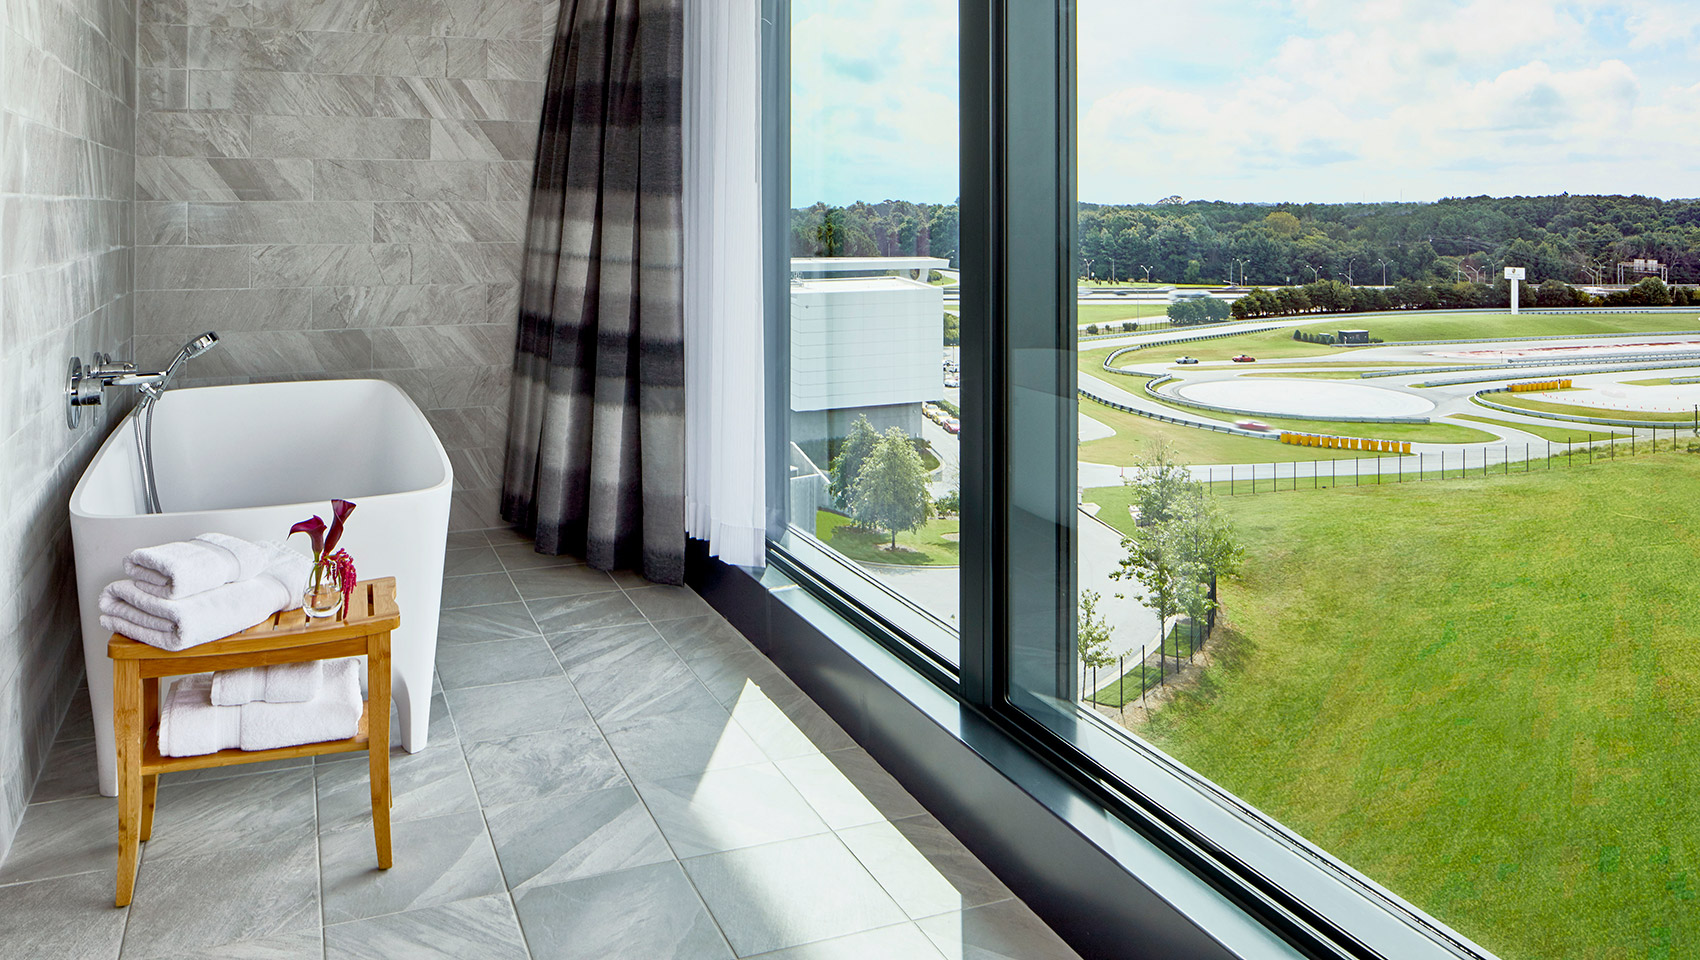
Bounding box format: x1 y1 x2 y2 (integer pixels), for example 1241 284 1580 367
289 516 327 558
330 548 358 612
324 499 357 555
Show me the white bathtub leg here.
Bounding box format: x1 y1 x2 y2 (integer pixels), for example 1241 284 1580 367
393 666 431 753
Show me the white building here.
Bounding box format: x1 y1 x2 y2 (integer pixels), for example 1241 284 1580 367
788 257 948 456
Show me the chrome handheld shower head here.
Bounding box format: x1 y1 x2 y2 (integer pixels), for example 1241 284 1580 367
159 331 220 389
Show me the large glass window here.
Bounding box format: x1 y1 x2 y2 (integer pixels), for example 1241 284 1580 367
777 1 1700 957
1053 3 1700 958
786 0 961 664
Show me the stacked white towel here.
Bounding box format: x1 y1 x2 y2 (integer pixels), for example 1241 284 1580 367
99 539 311 651
125 533 273 599
211 661 324 705
158 659 364 757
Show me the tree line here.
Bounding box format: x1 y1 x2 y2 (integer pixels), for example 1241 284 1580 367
1230 276 1695 320
794 194 1700 284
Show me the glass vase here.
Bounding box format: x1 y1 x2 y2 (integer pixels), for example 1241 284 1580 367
302 558 344 619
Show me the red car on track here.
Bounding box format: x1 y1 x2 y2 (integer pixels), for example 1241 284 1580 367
1231 354 1256 362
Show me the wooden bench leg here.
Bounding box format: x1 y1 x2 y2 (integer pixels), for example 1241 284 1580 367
368 634 393 869
114 660 142 908
140 679 159 842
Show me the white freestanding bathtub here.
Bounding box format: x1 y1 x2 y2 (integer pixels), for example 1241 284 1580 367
70 379 452 796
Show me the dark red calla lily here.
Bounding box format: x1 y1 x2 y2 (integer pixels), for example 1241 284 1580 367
289 516 327 558
324 499 357 555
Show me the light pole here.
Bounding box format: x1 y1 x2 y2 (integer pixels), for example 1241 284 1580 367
1139 264 1154 282
1109 257 1116 283
1306 265 1319 282
1343 258 1356 285
1374 258 1392 286
1082 258 1094 283
1231 258 1249 287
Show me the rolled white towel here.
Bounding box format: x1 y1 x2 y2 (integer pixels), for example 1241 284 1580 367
211 661 323 705
100 542 312 651
239 658 363 751
126 533 273 599
158 674 242 757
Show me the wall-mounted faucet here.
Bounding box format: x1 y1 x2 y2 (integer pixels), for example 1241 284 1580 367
66 332 221 429
66 332 222 514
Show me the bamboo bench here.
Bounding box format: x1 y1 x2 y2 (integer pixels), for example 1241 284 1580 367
107 576 400 908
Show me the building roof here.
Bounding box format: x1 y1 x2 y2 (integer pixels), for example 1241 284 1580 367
790 256 951 275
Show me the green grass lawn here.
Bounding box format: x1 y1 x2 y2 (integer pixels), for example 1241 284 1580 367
1450 413 1620 444
814 510 959 566
1079 397 1396 466
1625 378 1675 387
1078 303 1170 326
1294 309 1700 343
1487 393 1700 423
1141 455 1700 959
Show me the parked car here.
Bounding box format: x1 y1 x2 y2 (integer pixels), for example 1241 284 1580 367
1231 354 1256 363
944 418 961 434
1174 356 1199 365
1235 420 1271 432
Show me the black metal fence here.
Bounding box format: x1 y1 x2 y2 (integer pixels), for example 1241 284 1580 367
1199 429 1699 497
1085 576 1217 710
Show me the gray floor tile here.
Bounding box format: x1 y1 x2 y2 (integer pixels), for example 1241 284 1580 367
495 542 585 570
464 725 627 807
637 763 829 859
776 748 928 830
485 784 673 894
447 531 489 550
129 930 324 959
0 795 119 885
0 870 127 960
28 735 101 803
143 767 317 861
316 741 480 834
319 809 506 924
598 702 770 783
683 833 908 957
483 527 534 546
527 591 647 634
514 860 732 960
916 901 1083 960
547 621 666 673
445 546 504 578
441 572 521 609
626 584 716 622
324 892 529 960
838 815 1013 920
745 923 945 959
510 563 621 600
442 676 589 743
438 602 541 645
122 840 319 960
551 627 707 725
729 684 858 761
435 634 564 690
57 686 97 743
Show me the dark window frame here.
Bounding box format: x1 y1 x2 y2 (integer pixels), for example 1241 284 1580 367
762 3 1497 958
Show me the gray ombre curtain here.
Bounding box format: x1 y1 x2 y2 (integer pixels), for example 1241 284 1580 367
503 0 686 584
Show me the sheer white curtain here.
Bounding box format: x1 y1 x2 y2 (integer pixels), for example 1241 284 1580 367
682 0 766 568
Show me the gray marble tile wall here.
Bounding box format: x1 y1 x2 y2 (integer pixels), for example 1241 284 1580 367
131 0 554 530
0 0 138 865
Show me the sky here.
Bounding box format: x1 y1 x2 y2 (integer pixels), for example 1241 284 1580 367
791 0 1700 206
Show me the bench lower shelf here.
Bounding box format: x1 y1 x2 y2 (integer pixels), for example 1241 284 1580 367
141 704 371 775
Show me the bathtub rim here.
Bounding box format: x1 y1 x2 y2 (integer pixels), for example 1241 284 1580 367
69 378 455 522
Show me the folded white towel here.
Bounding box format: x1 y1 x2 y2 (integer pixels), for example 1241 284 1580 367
158 674 242 757
158 659 364 757
100 543 312 651
240 658 363 752
126 533 273 600
211 661 323 705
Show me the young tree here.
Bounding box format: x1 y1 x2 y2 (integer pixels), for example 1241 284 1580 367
850 427 933 549
828 415 879 512
1078 589 1116 693
1129 442 1195 526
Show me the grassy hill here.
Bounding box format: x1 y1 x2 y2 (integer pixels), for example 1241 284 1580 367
1143 454 1700 959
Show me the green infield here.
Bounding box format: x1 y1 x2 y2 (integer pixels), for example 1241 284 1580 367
1293 309 1700 343
1077 303 1170 327
1449 413 1619 444
1139 454 1700 959
1485 392 1700 423
814 510 959 566
1078 397 1382 466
